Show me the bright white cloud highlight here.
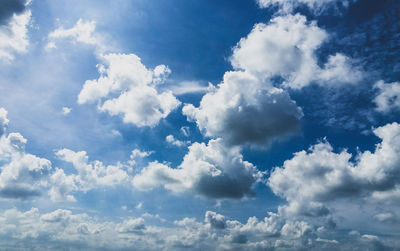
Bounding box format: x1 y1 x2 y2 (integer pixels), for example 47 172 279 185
78 53 180 127
231 14 363 89
0 10 31 62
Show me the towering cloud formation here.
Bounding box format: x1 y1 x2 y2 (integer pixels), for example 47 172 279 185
78 53 181 127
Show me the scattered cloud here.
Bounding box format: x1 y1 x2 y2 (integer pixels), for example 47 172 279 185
50 148 130 201
183 71 303 147
61 107 71 115
269 122 400 218
133 138 263 199
0 3 31 62
231 14 363 89
78 53 181 127
169 80 210 96
165 134 190 147
374 81 400 113
0 108 51 200
256 0 355 14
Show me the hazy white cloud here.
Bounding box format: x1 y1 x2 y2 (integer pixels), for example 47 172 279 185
50 148 129 201
45 18 112 53
61 107 71 115
183 71 303 147
257 0 355 14
78 53 180 127
231 14 363 89
0 108 9 136
0 8 31 62
169 81 211 95
166 134 190 147
133 138 262 199
374 81 400 113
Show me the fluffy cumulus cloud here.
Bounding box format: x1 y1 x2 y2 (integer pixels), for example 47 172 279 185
269 122 400 218
78 53 180 127
374 80 400 113
50 148 130 201
183 71 303 147
257 0 355 14
230 14 363 89
0 0 31 62
0 107 134 202
0 109 51 199
133 138 263 199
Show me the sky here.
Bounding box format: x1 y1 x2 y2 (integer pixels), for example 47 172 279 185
0 0 399 250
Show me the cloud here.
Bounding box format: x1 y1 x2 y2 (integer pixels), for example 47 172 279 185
374 81 400 113
46 18 111 53
78 53 180 127
0 108 9 136
61 107 71 115
0 207 396 250
165 134 190 147
0 4 31 62
256 0 355 14
183 71 303 147
133 138 262 199
0 0 27 25
0 109 51 199
230 14 363 89
269 122 400 217
50 148 130 201
168 80 211 96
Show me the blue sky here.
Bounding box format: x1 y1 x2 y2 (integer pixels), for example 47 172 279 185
0 0 399 250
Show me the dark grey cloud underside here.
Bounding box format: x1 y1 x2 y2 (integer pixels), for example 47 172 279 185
0 0 26 25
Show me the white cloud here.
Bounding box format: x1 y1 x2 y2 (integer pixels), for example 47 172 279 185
374 80 400 113
0 9 31 62
169 80 211 95
183 71 303 147
46 18 110 53
257 0 354 14
0 108 51 199
0 108 9 136
133 138 263 199
50 148 129 201
78 53 181 127
165 134 190 147
269 122 400 217
0 207 394 250
61 107 72 115
230 14 363 89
